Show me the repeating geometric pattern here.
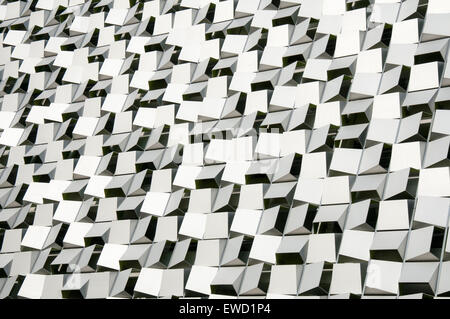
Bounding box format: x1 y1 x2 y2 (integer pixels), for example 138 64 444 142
0 0 449 299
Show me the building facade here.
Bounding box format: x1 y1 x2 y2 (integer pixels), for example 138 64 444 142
0 0 449 298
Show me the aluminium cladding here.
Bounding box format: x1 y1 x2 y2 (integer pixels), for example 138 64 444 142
0 0 449 299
